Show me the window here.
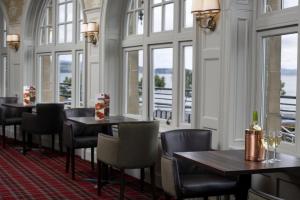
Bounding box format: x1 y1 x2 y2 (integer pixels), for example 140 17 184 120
263 32 298 145
36 0 85 107
38 55 54 102
126 0 144 36
1 56 7 96
264 0 298 13
123 0 194 129
125 49 144 116
151 0 174 32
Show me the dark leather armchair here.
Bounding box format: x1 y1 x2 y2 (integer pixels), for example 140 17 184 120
97 121 159 200
62 108 104 180
161 129 238 200
0 97 20 147
21 103 64 154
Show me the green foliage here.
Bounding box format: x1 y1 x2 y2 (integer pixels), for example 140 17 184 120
185 69 192 89
280 81 286 96
155 75 165 88
60 77 72 99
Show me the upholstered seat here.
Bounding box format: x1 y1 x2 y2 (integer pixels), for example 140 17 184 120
71 136 98 148
161 129 238 200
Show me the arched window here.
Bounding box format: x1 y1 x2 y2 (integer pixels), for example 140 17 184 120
0 12 7 96
36 0 85 107
123 0 194 129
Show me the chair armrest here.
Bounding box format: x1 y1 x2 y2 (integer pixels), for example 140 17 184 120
21 112 38 132
248 189 284 200
97 133 119 166
161 155 181 198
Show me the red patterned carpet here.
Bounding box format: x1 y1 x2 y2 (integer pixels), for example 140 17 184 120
0 145 161 200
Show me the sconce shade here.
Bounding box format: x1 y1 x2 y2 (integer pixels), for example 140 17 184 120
87 22 98 32
81 23 88 33
7 34 20 42
192 0 220 14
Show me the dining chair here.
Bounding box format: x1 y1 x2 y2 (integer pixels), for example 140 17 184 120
248 189 284 200
62 108 104 180
160 129 238 200
21 103 64 154
97 121 159 200
0 97 20 147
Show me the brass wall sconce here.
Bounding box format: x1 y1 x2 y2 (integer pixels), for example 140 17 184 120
81 22 99 45
7 34 20 51
192 0 220 32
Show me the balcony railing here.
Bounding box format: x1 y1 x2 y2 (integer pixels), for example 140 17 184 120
280 95 296 143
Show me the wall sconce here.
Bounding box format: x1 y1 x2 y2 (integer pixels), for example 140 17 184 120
192 0 220 32
81 22 99 45
7 34 20 51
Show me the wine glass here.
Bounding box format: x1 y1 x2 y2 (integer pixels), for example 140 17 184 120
270 130 282 162
261 131 273 164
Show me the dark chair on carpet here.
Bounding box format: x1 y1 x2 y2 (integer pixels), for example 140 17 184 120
0 97 20 147
160 129 238 200
62 108 104 180
97 121 159 200
21 103 64 154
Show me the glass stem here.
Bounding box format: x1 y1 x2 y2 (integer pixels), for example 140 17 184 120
274 147 276 160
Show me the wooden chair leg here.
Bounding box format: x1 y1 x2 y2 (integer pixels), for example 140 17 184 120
91 147 95 170
22 130 26 155
51 134 55 152
2 125 6 148
120 169 125 200
14 124 17 143
71 148 75 180
66 147 70 173
140 168 145 192
150 165 156 200
97 160 102 196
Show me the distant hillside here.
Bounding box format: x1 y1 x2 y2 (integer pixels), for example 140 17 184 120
281 68 297 76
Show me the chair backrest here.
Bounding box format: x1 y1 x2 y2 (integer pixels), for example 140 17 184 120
36 103 64 133
0 97 18 122
161 129 212 157
63 108 94 120
118 121 159 168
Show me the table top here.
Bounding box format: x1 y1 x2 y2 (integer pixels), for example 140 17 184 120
68 116 138 125
1 103 35 109
174 150 300 176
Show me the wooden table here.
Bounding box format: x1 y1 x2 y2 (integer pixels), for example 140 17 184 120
175 150 300 200
1 103 35 112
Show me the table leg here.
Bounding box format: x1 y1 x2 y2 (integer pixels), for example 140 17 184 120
236 174 251 200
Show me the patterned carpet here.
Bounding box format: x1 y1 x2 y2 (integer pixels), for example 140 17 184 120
0 144 160 200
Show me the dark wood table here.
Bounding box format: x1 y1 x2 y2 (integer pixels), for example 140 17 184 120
1 103 35 111
175 150 300 200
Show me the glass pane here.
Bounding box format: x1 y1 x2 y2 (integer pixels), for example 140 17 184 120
79 53 84 107
129 0 135 10
1 56 7 96
137 0 144 8
164 3 174 31
127 12 136 35
47 6 53 25
59 4 65 23
66 23 73 43
153 48 173 121
40 28 46 45
47 28 53 44
153 6 162 32
263 33 298 144
58 25 65 43
67 3 73 22
184 0 193 28
39 55 54 102
264 0 298 13
136 10 144 35
127 50 144 115
153 0 162 4
183 46 193 124
58 54 72 107
58 0 65 3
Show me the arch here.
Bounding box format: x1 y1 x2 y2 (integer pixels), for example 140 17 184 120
100 0 127 114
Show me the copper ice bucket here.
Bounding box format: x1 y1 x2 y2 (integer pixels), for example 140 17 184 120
245 130 265 161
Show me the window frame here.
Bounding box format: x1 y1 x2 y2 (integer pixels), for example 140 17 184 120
257 26 300 154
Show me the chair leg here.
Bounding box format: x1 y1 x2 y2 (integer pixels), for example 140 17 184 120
120 169 125 200
14 124 17 143
97 160 102 196
22 130 26 155
140 168 145 192
51 134 55 152
71 148 75 180
150 165 156 200
59 133 63 154
91 147 95 170
66 147 70 173
2 125 6 148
